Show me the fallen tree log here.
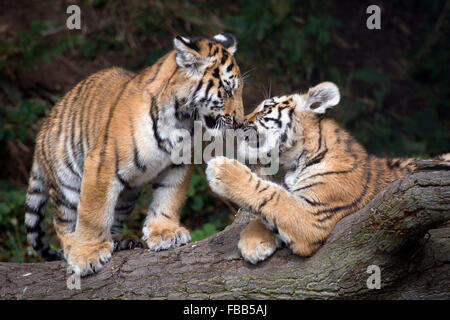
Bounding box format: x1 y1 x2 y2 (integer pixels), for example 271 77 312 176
0 160 449 299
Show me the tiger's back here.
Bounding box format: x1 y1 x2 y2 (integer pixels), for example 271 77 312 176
36 67 135 186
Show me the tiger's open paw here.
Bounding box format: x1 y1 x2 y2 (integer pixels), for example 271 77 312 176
238 235 278 264
206 156 250 198
143 220 191 251
67 240 113 277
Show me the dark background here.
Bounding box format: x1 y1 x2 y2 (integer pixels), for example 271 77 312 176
0 0 449 262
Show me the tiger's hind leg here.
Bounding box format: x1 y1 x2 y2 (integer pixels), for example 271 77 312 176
238 218 280 264
49 186 79 260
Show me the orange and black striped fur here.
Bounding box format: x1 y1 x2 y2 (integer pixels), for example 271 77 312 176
25 33 244 276
206 82 449 264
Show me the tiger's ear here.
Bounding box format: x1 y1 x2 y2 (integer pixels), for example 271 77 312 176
173 36 210 75
305 82 340 114
211 33 237 55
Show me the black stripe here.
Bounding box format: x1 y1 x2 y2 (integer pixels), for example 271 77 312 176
80 76 97 151
386 158 401 169
30 172 44 182
192 80 204 99
213 67 220 79
27 188 45 196
128 112 146 172
116 172 131 189
335 127 341 144
255 180 261 191
303 165 356 181
153 183 165 190
313 223 329 231
298 195 327 206
304 147 328 168
146 55 167 85
98 76 136 176
161 212 171 219
293 182 324 192
211 46 218 56
69 97 82 174
60 181 81 193
257 191 276 212
176 36 199 51
316 119 323 152
220 50 228 65
150 96 171 153
207 42 213 54
54 215 76 224
25 202 46 217
204 79 214 98
132 136 146 172
226 62 234 73
63 153 81 179
57 96 69 138
258 185 269 193
115 141 131 189
54 196 77 211
315 156 372 222
79 75 99 160
77 77 95 160
264 117 282 127
258 120 269 130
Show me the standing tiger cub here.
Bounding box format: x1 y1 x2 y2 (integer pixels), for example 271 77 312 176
206 82 449 264
25 33 244 276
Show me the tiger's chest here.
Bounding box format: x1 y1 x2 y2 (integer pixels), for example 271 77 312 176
124 109 192 187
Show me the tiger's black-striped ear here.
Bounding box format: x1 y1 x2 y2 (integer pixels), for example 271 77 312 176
174 36 209 75
174 36 200 53
211 33 237 55
306 82 340 114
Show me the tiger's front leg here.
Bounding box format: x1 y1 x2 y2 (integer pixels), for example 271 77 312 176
206 156 329 259
142 164 193 251
67 154 118 276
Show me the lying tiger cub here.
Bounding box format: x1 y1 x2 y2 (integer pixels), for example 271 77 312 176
206 82 449 264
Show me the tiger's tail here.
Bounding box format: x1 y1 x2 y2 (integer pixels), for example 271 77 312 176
25 160 63 261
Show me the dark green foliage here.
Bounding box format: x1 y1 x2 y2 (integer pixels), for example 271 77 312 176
0 100 46 145
227 0 338 85
0 20 84 72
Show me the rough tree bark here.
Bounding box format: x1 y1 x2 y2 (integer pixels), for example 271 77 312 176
0 160 449 300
